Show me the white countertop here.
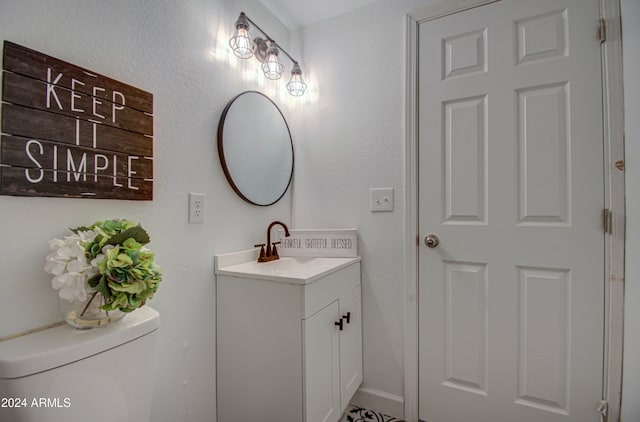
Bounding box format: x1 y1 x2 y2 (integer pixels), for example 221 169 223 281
214 248 361 284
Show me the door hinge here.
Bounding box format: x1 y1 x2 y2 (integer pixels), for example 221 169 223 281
602 209 613 234
597 400 608 422
599 18 607 42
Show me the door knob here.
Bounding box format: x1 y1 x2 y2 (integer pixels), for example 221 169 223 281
424 234 439 248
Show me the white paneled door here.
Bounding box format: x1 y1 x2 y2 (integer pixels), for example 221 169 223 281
418 0 605 421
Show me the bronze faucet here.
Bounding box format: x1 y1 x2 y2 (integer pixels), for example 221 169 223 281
254 221 291 262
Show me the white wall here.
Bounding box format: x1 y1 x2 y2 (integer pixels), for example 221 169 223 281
622 0 640 420
0 1 297 420
292 0 432 408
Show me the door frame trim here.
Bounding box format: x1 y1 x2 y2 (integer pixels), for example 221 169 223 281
598 1 625 420
403 1 625 420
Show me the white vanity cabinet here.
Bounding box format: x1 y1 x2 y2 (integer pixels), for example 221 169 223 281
215 251 362 422
304 283 362 422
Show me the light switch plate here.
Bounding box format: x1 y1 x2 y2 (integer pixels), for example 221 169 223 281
370 188 394 212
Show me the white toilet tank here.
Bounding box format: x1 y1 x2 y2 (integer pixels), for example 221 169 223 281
0 306 159 422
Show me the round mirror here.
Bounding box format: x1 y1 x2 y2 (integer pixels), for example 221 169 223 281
217 91 294 206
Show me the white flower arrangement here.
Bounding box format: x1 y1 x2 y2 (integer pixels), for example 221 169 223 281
44 219 162 313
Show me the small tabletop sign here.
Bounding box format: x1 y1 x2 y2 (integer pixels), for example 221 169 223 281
277 229 358 258
0 41 154 200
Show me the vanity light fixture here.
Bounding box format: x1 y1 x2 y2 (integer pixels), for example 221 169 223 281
286 62 307 97
229 12 307 96
229 13 254 59
262 44 285 80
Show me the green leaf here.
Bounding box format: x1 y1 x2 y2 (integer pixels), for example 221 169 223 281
105 225 150 247
70 226 91 234
103 220 120 231
89 243 101 257
87 274 102 288
126 249 141 264
94 277 111 299
109 279 145 294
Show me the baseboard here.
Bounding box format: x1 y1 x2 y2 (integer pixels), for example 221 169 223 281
350 387 405 420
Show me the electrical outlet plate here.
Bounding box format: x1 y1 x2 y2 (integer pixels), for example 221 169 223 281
370 188 394 212
189 193 205 224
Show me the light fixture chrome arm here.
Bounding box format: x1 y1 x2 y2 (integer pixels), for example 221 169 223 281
240 12 298 65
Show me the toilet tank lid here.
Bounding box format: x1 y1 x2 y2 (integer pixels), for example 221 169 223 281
0 306 159 379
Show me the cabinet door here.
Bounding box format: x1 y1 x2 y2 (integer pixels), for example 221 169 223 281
339 285 363 411
304 301 341 422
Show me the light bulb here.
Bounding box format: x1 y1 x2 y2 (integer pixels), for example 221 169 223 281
261 45 284 80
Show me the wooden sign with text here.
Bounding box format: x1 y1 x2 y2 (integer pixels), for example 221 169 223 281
1 41 154 200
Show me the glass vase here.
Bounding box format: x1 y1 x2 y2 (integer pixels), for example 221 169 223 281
59 291 125 329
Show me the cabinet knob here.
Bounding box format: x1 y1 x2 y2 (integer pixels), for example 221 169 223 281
342 312 351 324
335 319 344 331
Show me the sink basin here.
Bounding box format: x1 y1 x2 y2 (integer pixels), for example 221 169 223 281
214 249 361 284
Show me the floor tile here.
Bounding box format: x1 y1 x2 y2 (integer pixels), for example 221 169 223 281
340 405 404 422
